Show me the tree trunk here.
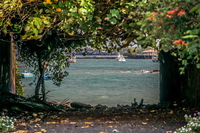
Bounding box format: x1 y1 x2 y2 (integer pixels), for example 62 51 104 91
159 50 200 107
0 36 10 91
159 50 185 104
42 78 45 101
10 35 16 94
0 34 16 94
35 54 45 99
184 65 200 106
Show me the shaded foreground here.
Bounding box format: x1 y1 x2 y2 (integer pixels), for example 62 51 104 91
4 101 199 133
0 90 197 132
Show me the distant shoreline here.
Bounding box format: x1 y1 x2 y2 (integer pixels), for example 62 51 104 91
76 55 153 59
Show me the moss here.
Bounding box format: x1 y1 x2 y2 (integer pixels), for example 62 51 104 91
15 62 24 96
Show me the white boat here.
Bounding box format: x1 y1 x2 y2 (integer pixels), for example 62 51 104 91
116 53 126 62
118 56 126 62
69 56 76 63
21 70 33 78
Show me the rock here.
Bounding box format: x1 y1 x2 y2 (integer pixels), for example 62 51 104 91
95 104 108 110
70 102 92 109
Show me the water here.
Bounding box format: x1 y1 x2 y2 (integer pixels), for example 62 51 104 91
21 59 159 107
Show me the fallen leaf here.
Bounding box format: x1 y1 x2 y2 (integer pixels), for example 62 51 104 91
38 112 44 115
166 131 172 133
108 126 113 128
32 113 37 117
81 125 90 128
150 110 155 113
41 129 46 132
16 130 27 133
142 122 147 125
87 117 93 120
84 122 92 124
70 122 76 125
60 120 69 123
19 123 26 126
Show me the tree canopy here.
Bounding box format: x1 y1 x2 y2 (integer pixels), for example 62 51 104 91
137 0 200 73
1 0 200 99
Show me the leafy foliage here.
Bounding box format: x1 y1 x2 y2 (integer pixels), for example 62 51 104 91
137 0 200 73
16 62 24 96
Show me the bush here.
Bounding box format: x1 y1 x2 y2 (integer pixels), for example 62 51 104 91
123 52 132 56
0 116 16 132
175 112 200 133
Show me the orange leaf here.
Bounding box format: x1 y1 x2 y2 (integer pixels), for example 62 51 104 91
16 130 27 133
56 8 62 12
68 31 74 36
142 122 147 125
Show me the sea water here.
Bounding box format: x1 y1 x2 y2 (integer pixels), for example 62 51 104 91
22 59 159 107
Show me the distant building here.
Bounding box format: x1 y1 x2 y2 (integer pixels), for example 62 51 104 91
142 48 157 55
142 48 158 60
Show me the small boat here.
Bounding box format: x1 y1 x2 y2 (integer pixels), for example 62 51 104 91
116 53 126 62
69 57 76 63
118 55 126 62
21 70 33 78
44 73 53 80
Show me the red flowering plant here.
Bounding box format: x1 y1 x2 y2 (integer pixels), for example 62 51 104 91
137 0 200 73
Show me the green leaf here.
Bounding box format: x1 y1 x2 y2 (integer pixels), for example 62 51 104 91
79 8 88 15
116 15 121 20
107 14 112 20
62 9 68 14
25 26 31 32
190 4 200 13
65 1 72 7
43 20 50 25
129 23 135 27
122 23 127 28
32 28 38 36
34 20 40 29
51 4 58 9
59 2 65 7
110 18 117 24
71 12 79 18
182 35 199 39
197 64 200 69
110 9 119 17
39 9 43 14
87 14 93 20
137 35 144 40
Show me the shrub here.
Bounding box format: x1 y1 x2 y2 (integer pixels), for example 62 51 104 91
0 116 16 132
175 112 200 133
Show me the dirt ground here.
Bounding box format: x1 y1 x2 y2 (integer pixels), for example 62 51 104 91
10 106 193 133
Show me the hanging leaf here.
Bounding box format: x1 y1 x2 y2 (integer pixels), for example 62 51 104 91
59 2 65 7
110 18 117 24
182 35 198 39
110 9 119 17
32 28 38 36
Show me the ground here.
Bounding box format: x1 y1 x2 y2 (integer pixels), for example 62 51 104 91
7 103 197 133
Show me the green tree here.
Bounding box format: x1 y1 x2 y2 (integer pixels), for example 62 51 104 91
0 0 146 99
137 0 200 106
